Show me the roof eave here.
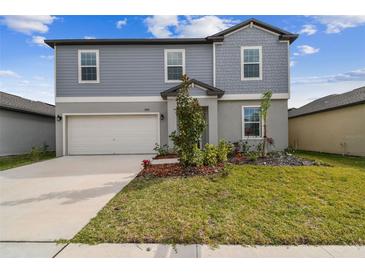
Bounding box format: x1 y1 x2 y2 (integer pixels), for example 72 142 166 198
44 38 213 49
288 99 365 119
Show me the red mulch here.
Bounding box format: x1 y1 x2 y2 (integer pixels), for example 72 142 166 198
138 163 225 178
153 154 178 160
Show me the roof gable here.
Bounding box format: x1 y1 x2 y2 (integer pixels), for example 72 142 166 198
161 79 225 99
207 18 298 44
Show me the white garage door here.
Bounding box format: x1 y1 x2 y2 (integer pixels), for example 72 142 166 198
67 114 159 155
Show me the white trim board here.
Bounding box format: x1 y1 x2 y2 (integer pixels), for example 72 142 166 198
56 93 289 103
56 96 166 103
62 112 160 156
219 93 289 100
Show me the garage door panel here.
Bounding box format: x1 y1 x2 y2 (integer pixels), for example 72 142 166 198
67 115 158 155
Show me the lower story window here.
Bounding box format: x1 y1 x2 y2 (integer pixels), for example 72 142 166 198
242 106 261 138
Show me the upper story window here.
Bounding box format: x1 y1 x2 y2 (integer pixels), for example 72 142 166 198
241 46 262 81
242 106 262 138
165 49 185 83
78 49 99 83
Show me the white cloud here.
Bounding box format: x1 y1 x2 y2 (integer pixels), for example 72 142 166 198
144 15 237 38
84 36 96 39
40 55 54 60
144 15 179 38
177 16 238 37
290 61 296 67
314 16 365 33
19 80 30 85
294 45 320 56
1 15 56 35
299 24 317 35
0 70 20 78
31 35 47 47
292 68 365 85
116 18 127 29
33 76 45 81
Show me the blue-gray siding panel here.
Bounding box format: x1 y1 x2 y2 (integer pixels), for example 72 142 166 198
56 45 213 97
215 26 289 94
0 109 55 156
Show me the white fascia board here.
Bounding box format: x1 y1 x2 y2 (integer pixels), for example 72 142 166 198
56 96 166 103
219 93 289 100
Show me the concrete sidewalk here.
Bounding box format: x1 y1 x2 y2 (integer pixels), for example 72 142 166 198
1 243 364 258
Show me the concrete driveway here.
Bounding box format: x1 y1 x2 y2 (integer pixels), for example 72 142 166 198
0 155 148 241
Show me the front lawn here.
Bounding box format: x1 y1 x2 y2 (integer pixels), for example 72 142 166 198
0 152 55 171
72 151 365 245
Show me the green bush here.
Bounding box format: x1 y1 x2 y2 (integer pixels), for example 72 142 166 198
191 144 204 166
153 143 169 156
169 75 206 167
247 151 259 162
203 144 218 166
217 139 233 163
30 146 43 161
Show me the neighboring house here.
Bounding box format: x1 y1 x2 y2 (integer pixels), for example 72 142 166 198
288 86 365 156
0 91 55 156
45 18 298 156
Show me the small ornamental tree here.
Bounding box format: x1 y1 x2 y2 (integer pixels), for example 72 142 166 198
170 75 206 166
260 90 272 157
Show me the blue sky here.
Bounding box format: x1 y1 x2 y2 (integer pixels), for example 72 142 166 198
1 15 364 107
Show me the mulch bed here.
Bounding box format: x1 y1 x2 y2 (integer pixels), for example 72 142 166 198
230 153 325 166
153 154 178 160
138 163 225 178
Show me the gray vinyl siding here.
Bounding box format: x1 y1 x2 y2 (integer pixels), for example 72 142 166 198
56 45 212 97
0 109 55 156
215 26 289 94
218 100 288 150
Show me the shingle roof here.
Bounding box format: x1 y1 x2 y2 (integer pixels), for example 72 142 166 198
288 86 365 118
161 79 225 99
0 91 55 117
45 18 298 48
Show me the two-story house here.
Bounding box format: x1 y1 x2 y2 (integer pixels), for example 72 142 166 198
45 18 298 156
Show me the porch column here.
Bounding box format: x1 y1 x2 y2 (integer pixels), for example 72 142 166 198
167 97 177 148
207 99 218 145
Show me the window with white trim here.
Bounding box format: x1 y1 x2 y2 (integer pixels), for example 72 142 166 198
242 106 261 138
241 46 262 80
78 50 99 83
165 49 185 82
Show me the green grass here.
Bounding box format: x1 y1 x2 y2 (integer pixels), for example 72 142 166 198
0 152 55 171
72 151 365 245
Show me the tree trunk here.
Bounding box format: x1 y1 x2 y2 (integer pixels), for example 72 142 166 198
263 123 267 157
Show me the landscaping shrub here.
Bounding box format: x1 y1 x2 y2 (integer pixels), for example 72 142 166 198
217 139 233 163
191 144 204 166
247 151 259 162
153 143 169 156
170 75 206 167
203 144 218 166
30 146 43 161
